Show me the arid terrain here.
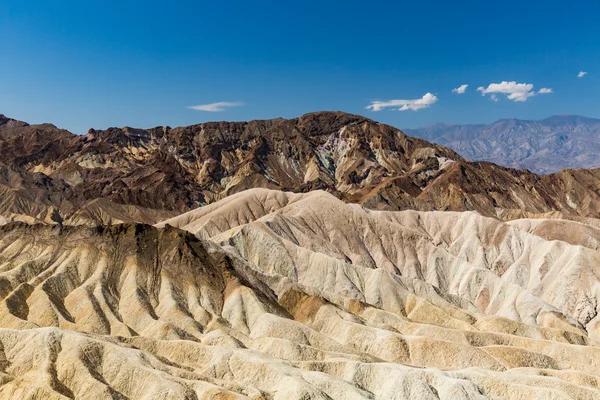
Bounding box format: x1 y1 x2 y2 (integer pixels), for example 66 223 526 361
405 115 600 174
1 113 600 399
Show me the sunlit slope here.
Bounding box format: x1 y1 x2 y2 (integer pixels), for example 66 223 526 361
0 189 599 398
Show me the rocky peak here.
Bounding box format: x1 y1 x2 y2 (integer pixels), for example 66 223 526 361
0 114 29 129
2 112 600 225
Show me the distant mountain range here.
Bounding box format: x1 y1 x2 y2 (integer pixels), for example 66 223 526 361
404 115 600 174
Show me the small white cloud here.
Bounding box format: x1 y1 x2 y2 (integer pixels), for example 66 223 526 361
578 71 588 78
187 102 244 112
490 94 499 102
476 81 551 102
452 84 468 94
366 93 438 112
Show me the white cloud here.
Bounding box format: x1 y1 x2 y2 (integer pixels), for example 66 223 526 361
476 81 552 102
490 94 499 102
578 71 588 78
187 102 244 112
366 93 438 112
452 84 468 94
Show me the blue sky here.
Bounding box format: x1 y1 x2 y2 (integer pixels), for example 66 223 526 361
1 0 599 133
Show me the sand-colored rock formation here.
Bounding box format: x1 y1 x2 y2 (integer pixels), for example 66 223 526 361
0 189 598 398
3 112 600 398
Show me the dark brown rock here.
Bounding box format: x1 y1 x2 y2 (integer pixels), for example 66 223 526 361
2 111 600 224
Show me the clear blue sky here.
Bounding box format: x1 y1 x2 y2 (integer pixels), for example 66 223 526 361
1 0 599 133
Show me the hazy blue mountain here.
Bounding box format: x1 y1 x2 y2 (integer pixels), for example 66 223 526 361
404 115 600 174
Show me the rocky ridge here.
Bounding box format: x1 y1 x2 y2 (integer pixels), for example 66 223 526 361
405 115 600 174
2 112 600 225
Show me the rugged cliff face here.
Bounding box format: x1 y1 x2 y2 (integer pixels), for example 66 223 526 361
2 111 600 225
0 112 461 223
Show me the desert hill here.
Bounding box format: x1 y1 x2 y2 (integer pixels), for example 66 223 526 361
2 113 600 398
0 189 598 398
3 112 600 225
